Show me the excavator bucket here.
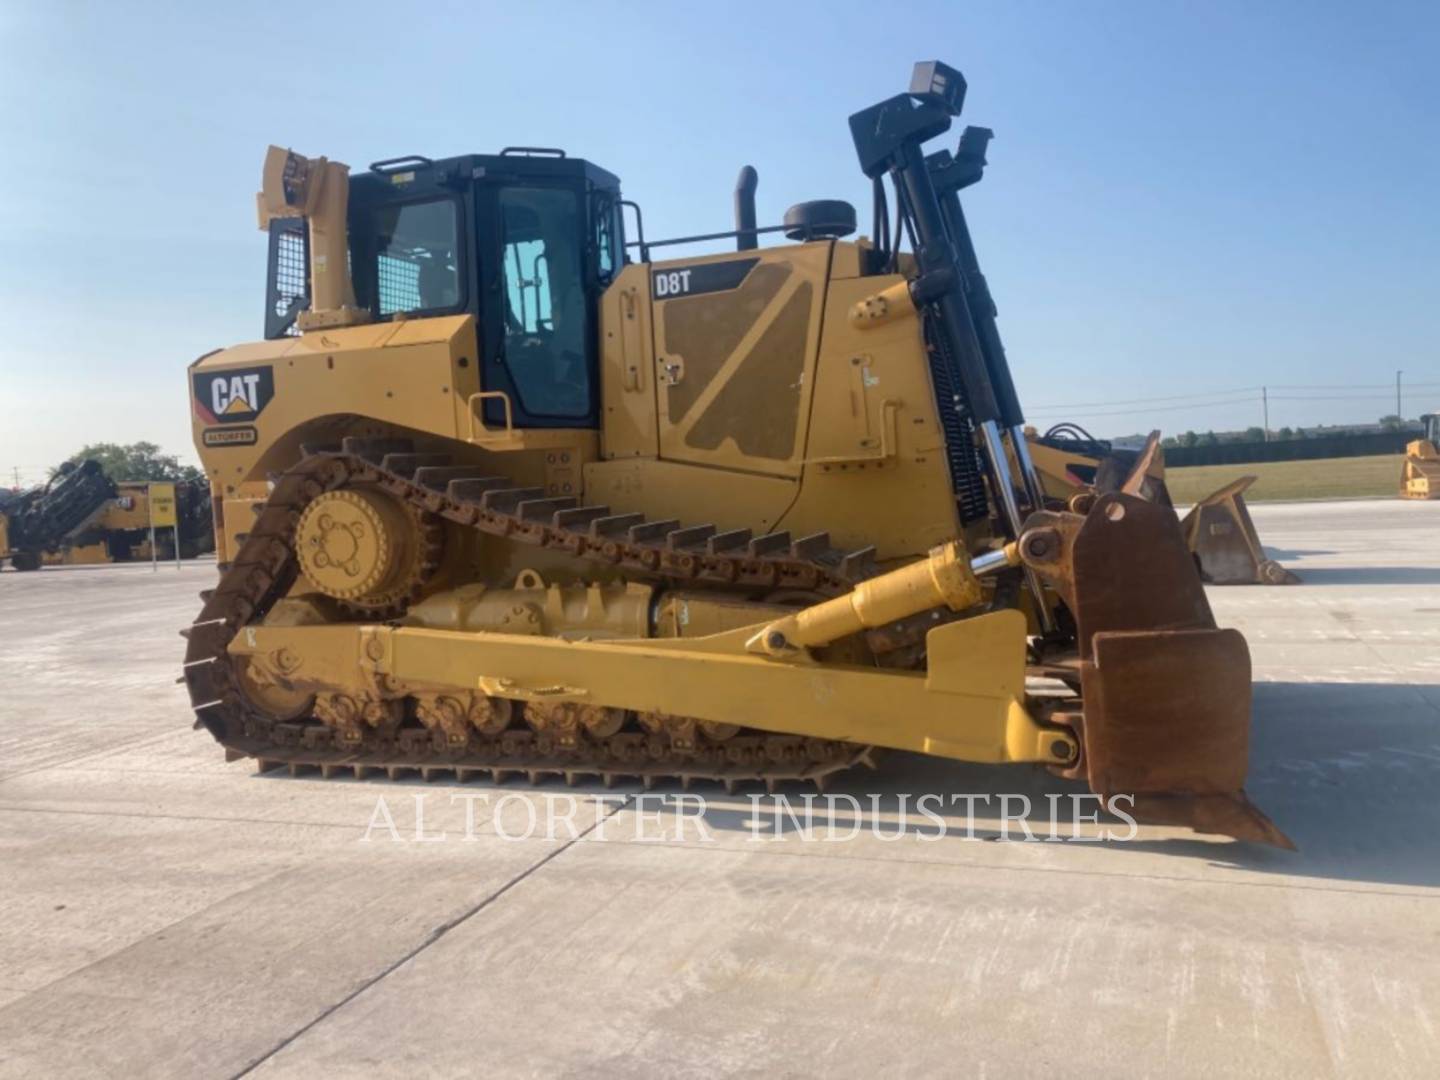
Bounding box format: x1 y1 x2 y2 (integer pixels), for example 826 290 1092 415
1400 438 1440 499
1179 476 1300 585
1023 490 1293 848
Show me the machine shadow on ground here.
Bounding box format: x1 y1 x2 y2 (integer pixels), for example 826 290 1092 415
606 680 1440 890
1261 547 1335 561
243 680 1438 890
1281 566 1440 586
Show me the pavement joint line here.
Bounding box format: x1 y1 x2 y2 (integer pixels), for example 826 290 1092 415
0 728 196 785
1 765 244 779
0 804 379 833
0 865 302 1006
227 794 636 1079
0 802 639 838
576 835 1440 901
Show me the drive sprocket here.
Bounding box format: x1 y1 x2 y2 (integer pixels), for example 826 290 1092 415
294 485 439 613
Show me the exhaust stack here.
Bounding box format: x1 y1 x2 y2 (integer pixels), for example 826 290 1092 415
734 165 758 251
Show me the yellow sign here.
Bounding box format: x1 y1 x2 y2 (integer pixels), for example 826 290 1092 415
149 482 177 527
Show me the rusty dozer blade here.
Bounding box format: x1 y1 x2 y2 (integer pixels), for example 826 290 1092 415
1022 490 1294 848
1179 476 1300 585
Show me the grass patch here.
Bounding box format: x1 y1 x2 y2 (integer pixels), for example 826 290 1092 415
1165 454 1403 503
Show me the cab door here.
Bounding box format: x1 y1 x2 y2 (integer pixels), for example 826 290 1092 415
476 182 599 429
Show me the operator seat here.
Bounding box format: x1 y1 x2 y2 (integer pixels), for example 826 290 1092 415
417 257 457 310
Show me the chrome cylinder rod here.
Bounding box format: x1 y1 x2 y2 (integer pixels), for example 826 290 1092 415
980 420 1055 633
1009 424 1048 516
969 546 1017 576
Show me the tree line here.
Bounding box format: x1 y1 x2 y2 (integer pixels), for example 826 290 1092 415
51 442 203 485
1159 415 1413 450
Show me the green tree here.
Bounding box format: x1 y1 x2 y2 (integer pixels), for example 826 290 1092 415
1243 426 1266 442
1378 414 1406 432
1277 426 1294 440
55 442 202 483
1199 430 1219 446
1178 430 1200 448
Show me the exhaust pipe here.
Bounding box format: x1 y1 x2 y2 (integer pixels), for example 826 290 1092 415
734 165 758 251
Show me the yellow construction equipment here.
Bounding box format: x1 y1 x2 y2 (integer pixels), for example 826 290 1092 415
1026 427 1300 585
0 461 114 571
1400 413 1439 499
1 470 214 569
183 62 1290 846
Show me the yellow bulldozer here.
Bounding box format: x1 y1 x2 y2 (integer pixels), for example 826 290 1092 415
183 62 1289 846
1400 412 1439 499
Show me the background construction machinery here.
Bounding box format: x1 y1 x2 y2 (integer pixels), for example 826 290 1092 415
0 461 115 571
1 465 213 569
1400 412 1439 499
1026 426 1301 584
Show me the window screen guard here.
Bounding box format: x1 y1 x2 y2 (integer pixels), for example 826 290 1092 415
374 200 460 316
264 218 309 339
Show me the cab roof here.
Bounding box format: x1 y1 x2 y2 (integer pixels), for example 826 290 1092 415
349 150 620 200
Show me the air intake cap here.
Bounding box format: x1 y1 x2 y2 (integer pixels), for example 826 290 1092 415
783 200 857 241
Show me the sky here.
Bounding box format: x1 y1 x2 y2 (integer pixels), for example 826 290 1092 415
1 0 1437 487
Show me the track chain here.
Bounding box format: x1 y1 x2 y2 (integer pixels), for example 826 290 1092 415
183 440 880 790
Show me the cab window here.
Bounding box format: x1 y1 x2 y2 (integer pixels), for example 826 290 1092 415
594 195 618 283
499 187 588 418
374 199 460 315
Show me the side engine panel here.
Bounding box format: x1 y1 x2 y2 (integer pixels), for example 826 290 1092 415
588 240 963 560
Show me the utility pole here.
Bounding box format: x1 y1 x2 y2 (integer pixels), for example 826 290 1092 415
1261 386 1269 441
1397 370 1403 419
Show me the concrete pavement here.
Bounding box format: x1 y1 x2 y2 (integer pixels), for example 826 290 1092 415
1 499 1437 1077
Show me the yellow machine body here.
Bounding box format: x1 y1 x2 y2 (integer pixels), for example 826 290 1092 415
184 71 1288 848
192 242 958 569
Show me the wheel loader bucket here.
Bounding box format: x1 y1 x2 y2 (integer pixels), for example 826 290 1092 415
1178 476 1300 585
1023 491 1293 847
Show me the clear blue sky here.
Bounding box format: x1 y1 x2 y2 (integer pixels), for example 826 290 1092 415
2 0 1436 485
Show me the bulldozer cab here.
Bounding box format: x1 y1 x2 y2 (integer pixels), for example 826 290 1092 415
263 149 623 431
